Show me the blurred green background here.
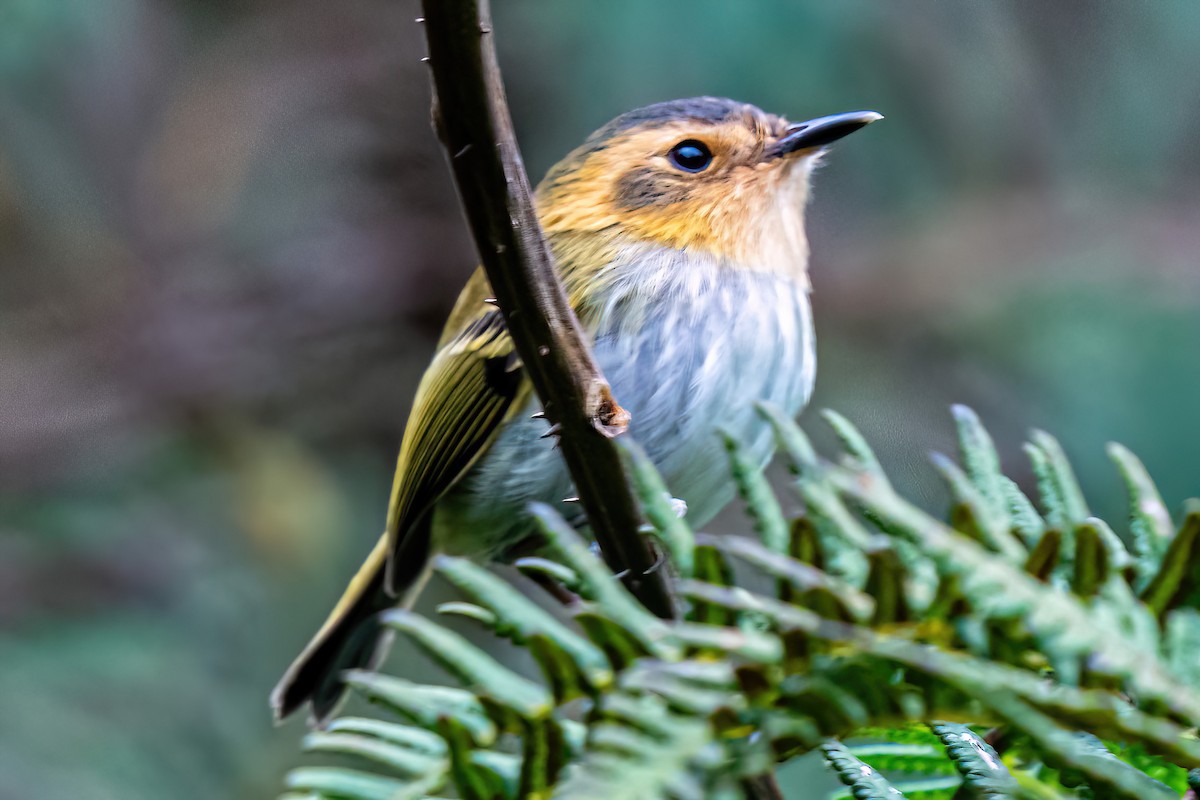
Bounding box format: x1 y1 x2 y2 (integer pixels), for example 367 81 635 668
3 2 1199 798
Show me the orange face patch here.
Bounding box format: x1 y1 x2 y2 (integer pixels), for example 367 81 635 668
535 103 814 269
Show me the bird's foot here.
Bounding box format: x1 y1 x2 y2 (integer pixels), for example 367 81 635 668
669 497 688 519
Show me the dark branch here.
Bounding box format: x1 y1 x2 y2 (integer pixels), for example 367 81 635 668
418 0 675 618
740 775 785 800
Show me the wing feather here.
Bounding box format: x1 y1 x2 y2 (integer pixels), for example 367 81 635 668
382 269 530 593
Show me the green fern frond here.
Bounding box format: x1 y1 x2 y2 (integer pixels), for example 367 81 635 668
280 406 1200 799
822 740 908 799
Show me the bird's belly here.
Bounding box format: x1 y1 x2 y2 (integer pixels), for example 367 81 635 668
435 270 815 558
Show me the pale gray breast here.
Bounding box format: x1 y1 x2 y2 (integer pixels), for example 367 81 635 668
435 246 814 558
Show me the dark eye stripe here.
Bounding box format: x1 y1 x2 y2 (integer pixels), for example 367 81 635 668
667 139 713 173
614 166 688 210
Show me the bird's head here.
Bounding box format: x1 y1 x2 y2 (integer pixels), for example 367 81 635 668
536 97 880 279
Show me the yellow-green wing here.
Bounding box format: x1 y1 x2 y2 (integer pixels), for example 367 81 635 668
382 268 531 593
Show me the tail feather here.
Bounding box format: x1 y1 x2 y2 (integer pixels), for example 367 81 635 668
271 532 429 725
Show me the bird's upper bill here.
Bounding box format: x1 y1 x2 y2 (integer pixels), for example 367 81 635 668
768 110 885 158
536 97 881 270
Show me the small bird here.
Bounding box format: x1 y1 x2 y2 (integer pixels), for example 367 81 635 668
272 97 880 723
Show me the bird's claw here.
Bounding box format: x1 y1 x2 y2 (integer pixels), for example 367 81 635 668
669 497 688 519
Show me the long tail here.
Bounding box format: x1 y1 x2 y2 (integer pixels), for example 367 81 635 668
270 533 430 725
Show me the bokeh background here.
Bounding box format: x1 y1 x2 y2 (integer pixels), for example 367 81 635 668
3 2 1199 798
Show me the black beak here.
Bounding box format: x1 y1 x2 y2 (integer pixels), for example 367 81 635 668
771 110 883 157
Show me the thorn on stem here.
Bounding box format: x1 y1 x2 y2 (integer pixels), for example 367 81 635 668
562 496 580 503
483 297 499 306
530 410 546 419
455 143 473 159
540 423 562 439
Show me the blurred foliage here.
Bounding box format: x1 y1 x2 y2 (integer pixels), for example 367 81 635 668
282 407 1200 798
2 2 1199 800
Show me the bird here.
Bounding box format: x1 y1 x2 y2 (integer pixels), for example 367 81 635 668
271 96 881 724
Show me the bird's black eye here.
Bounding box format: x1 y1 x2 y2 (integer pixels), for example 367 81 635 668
666 139 713 173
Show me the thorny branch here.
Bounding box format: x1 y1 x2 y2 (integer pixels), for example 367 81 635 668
418 0 674 619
